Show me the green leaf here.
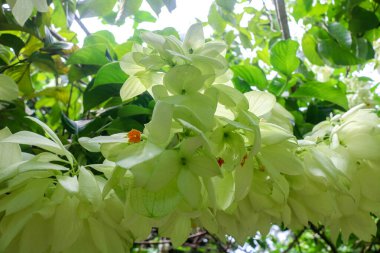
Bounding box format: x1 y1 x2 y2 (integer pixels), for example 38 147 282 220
93 62 129 89
216 0 235 11
0 34 25 56
67 44 110 66
327 22 352 49
163 0 176 12
0 74 18 102
121 0 143 17
84 82 121 111
231 65 267 90
134 11 157 23
270 40 300 77
0 127 22 169
78 0 117 18
302 28 324 66
349 6 380 35
1 131 66 155
4 63 33 95
52 0 67 28
291 81 348 109
0 178 51 215
318 39 361 66
208 3 226 34
118 104 152 118
146 0 165 15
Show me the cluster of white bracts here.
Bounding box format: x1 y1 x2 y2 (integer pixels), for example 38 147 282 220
1 24 380 252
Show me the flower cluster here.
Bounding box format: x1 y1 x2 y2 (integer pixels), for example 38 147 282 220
1 24 380 252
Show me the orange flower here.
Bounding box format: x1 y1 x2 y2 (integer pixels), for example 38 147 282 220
127 129 141 143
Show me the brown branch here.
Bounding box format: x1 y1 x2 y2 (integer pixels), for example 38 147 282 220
134 231 208 245
273 0 291 40
49 27 66 41
74 14 91 36
309 223 338 253
283 228 306 253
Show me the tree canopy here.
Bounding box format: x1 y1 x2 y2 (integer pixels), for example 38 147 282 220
0 0 380 252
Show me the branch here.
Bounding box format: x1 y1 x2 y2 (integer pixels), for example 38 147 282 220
273 0 291 40
48 27 66 41
74 14 91 36
309 223 338 253
283 228 306 253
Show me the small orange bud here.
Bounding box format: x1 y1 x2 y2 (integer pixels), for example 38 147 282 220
127 129 141 143
217 157 224 167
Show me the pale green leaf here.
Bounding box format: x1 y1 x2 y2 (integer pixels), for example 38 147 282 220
116 141 164 169
183 23 204 52
144 101 173 146
57 175 79 194
78 167 102 207
0 74 19 102
146 150 180 191
245 91 276 117
1 131 66 156
177 169 202 208
163 65 204 94
0 127 22 169
129 184 181 217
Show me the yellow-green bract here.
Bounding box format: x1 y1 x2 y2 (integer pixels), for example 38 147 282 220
0 23 380 253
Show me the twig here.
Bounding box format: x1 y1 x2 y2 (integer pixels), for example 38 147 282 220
283 228 306 253
49 27 66 41
134 231 208 245
273 0 291 40
309 223 338 253
74 14 91 36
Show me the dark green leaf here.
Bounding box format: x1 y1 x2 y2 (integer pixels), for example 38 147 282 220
291 81 348 109
118 104 152 118
93 62 128 89
318 39 361 66
4 63 33 95
83 81 122 111
327 22 352 49
61 112 81 135
0 34 25 55
349 7 379 35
